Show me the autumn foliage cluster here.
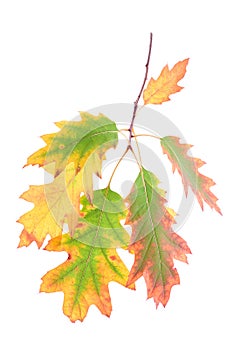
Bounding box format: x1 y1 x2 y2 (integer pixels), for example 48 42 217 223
18 39 221 322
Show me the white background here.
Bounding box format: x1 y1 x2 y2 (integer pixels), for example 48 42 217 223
0 0 240 349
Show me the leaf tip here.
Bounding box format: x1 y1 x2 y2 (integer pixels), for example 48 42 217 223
215 204 223 216
126 277 136 291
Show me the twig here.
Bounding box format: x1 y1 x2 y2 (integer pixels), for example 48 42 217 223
129 146 142 171
107 146 131 187
128 32 153 143
107 33 153 188
118 129 129 140
132 133 161 140
132 129 143 165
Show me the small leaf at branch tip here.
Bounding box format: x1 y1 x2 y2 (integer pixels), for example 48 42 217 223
143 58 189 105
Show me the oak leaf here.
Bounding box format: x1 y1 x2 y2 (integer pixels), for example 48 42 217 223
161 136 222 214
75 188 130 248
18 163 83 248
143 58 189 105
40 188 134 322
25 112 118 202
126 167 191 307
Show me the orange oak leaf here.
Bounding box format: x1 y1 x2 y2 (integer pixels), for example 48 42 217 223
143 58 189 105
18 164 82 248
40 234 134 322
161 136 222 214
126 167 191 307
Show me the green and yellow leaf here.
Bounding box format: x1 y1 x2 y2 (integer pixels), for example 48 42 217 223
25 112 118 202
40 188 134 322
161 136 222 214
75 188 130 248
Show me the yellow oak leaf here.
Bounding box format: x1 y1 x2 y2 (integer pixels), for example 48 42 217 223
143 58 189 105
18 164 82 248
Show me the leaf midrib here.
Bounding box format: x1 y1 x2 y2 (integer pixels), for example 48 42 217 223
70 186 126 317
139 168 166 283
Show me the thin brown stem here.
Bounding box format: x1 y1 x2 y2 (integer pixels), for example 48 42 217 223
132 129 143 165
118 129 129 140
132 133 161 140
128 33 153 144
107 34 153 188
119 128 129 132
107 146 131 187
129 146 142 171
